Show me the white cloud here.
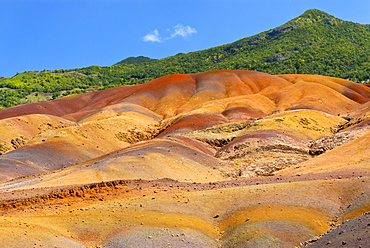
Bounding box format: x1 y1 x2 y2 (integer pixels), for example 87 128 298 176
142 29 161 42
142 24 197 42
170 24 197 38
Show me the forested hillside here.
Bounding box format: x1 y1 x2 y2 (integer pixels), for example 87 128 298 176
1 9 369 108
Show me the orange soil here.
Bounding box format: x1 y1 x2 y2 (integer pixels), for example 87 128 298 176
0 70 369 247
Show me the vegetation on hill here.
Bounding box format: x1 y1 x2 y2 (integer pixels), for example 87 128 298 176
0 9 369 108
114 56 158 66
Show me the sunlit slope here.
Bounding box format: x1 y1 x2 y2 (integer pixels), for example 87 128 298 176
0 70 369 182
0 114 75 155
0 108 347 191
1 71 368 122
0 70 370 248
1 177 369 247
0 138 227 190
0 110 160 182
277 129 370 175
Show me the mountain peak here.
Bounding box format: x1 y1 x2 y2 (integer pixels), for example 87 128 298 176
301 9 332 17
294 9 339 23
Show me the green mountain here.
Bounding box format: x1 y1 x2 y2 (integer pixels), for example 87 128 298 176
0 9 369 108
114 56 158 65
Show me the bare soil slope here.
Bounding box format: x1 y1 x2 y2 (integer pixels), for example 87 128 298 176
0 70 369 247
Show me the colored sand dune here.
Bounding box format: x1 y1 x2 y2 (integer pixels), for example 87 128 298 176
0 70 369 247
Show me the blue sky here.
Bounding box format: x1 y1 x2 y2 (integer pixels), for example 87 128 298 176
1 0 369 77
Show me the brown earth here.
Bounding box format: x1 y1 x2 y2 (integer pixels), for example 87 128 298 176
0 70 369 247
